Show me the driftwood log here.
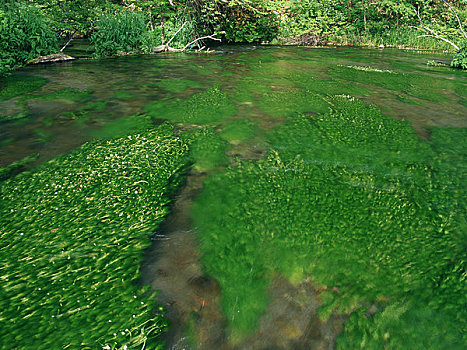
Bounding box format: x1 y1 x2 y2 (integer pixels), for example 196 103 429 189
29 53 75 65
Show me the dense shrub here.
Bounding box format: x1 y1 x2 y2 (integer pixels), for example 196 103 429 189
91 11 147 57
0 2 57 75
281 0 346 42
451 46 467 70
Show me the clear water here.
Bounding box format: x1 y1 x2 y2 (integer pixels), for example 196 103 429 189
1 46 465 167
1 46 465 349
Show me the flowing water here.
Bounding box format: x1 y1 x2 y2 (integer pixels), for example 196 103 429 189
1 46 465 349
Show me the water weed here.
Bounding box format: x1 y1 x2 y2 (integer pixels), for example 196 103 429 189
145 87 237 125
0 75 47 101
219 119 257 143
192 97 466 346
89 114 153 140
183 127 229 172
0 123 189 349
156 78 203 93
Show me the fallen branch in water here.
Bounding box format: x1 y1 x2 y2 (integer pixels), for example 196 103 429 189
183 34 221 51
153 33 221 53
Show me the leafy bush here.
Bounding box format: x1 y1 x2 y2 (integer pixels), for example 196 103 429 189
0 2 57 75
281 0 346 41
451 46 467 70
91 11 147 57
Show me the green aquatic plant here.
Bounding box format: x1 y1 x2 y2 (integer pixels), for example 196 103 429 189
114 90 137 99
267 96 430 178
0 153 39 181
145 87 237 125
192 97 466 345
35 87 93 104
396 94 424 106
89 114 154 140
219 119 257 143
0 111 30 123
0 123 189 349
331 65 452 103
257 88 329 117
183 127 229 172
33 128 53 143
0 75 47 101
156 78 203 93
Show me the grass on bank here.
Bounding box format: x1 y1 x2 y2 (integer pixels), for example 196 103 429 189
0 122 189 349
192 96 466 346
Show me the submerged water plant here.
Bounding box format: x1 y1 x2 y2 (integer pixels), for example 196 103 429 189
0 123 189 349
145 87 237 125
0 74 47 101
192 96 466 346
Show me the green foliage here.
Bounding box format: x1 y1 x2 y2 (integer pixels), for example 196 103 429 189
91 11 147 57
281 0 346 40
0 123 189 349
193 0 279 43
192 96 466 344
451 46 467 69
145 87 237 124
32 0 113 34
0 2 57 75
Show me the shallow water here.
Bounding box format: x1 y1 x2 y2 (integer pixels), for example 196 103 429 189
1 46 466 167
1 46 465 348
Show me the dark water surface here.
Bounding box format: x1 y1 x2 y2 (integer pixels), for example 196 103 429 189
1 46 466 349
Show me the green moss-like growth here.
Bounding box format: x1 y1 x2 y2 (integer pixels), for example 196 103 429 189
331 65 451 103
396 94 425 106
145 87 237 124
0 153 39 181
0 111 29 123
35 87 94 104
267 96 430 178
156 78 203 93
0 123 189 349
257 88 330 117
219 119 257 143
183 127 229 172
114 90 137 99
89 114 153 140
288 74 372 97
192 97 465 346
0 75 47 101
